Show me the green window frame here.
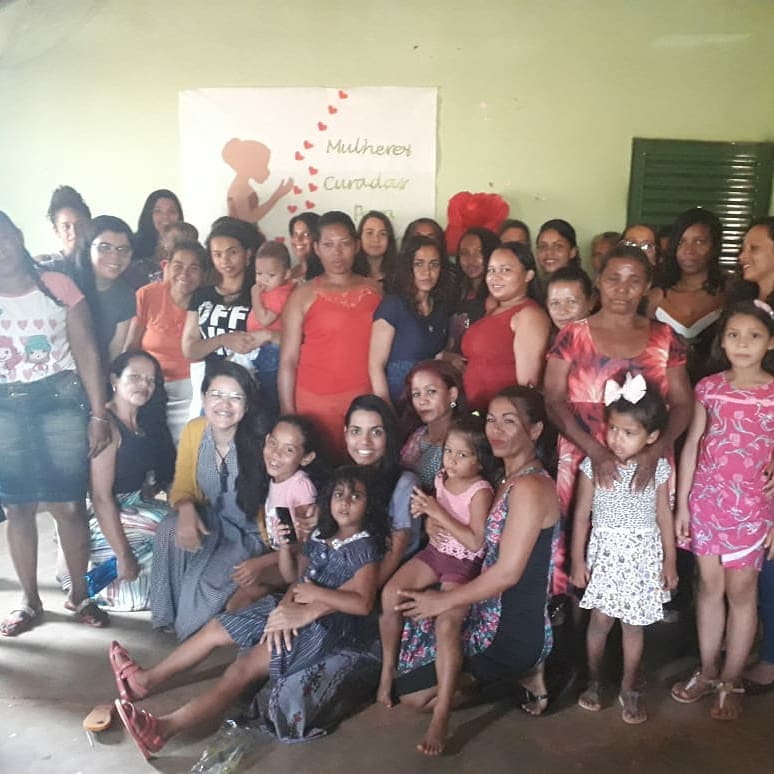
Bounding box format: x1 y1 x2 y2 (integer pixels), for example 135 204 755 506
627 138 774 267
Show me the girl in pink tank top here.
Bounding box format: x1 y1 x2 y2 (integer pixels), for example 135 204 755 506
378 417 497 736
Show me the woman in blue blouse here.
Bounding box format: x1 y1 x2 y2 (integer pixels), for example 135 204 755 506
368 236 452 407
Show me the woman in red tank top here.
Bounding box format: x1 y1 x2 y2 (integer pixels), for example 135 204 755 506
278 211 381 461
461 242 551 411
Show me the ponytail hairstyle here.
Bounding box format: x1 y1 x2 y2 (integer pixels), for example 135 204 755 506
492 384 557 477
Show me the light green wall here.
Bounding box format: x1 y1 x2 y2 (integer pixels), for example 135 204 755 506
1 0 773 256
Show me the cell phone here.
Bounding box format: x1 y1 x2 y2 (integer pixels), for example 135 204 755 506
275 506 298 544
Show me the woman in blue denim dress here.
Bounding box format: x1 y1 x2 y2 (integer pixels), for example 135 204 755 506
0 210 112 635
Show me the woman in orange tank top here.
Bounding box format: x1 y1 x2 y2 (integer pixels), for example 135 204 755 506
278 211 381 461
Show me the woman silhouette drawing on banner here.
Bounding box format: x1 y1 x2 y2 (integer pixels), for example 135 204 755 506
222 138 294 224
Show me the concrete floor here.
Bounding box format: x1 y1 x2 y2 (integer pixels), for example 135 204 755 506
1 514 772 774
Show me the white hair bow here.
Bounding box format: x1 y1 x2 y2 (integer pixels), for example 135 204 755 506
603 372 647 406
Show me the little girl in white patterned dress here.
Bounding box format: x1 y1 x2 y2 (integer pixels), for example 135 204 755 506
570 373 678 724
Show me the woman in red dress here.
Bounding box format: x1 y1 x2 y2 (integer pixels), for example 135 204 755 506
544 244 693 598
461 242 551 411
279 211 381 461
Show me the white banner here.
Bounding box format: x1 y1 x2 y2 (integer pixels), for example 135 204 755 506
179 86 437 243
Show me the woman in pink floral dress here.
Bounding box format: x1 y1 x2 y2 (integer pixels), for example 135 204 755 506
544 245 693 597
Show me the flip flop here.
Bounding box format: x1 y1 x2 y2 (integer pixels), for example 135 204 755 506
619 690 647 724
109 641 148 702
0 605 44 637
83 704 114 732
114 699 164 760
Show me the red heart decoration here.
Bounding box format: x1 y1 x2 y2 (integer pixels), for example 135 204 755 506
305 200 316 210
338 90 348 99
445 191 510 255
317 121 327 131
294 151 304 161
18 320 27 329
308 183 318 192
303 140 314 149
292 185 302 195
275 236 286 243
33 319 45 329
308 166 319 176
287 205 298 213
328 105 337 115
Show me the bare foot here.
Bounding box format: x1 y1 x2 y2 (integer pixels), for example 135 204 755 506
417 714 448 756
376 674 395 708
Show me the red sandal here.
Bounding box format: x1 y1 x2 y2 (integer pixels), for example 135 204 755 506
109 641 148 702
114 699 165 760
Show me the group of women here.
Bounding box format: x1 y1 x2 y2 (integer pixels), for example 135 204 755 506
1 185 774 756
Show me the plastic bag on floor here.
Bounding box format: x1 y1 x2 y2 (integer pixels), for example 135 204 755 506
190 720 261 774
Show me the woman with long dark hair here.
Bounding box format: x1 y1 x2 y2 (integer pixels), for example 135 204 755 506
0 211 110 635
150 361 272 640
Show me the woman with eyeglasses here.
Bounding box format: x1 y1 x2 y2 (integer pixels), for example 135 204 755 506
71 215 137 369
150 361 272 640
79 351 175 612
647 208 726 383
279 211 381 461
0 211 110 635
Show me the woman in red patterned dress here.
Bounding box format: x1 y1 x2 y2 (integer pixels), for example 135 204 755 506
544 244 693 598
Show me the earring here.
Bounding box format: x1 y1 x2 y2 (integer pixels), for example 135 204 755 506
450 400 457 408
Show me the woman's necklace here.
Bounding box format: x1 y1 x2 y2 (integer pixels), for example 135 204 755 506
216 285 242 304
417 296 435 332
500 457 542 485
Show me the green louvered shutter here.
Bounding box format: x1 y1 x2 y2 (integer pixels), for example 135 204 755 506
627 138 774 268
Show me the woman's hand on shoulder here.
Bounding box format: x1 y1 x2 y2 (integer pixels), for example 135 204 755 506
632 443 660 492
590 446 620 490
